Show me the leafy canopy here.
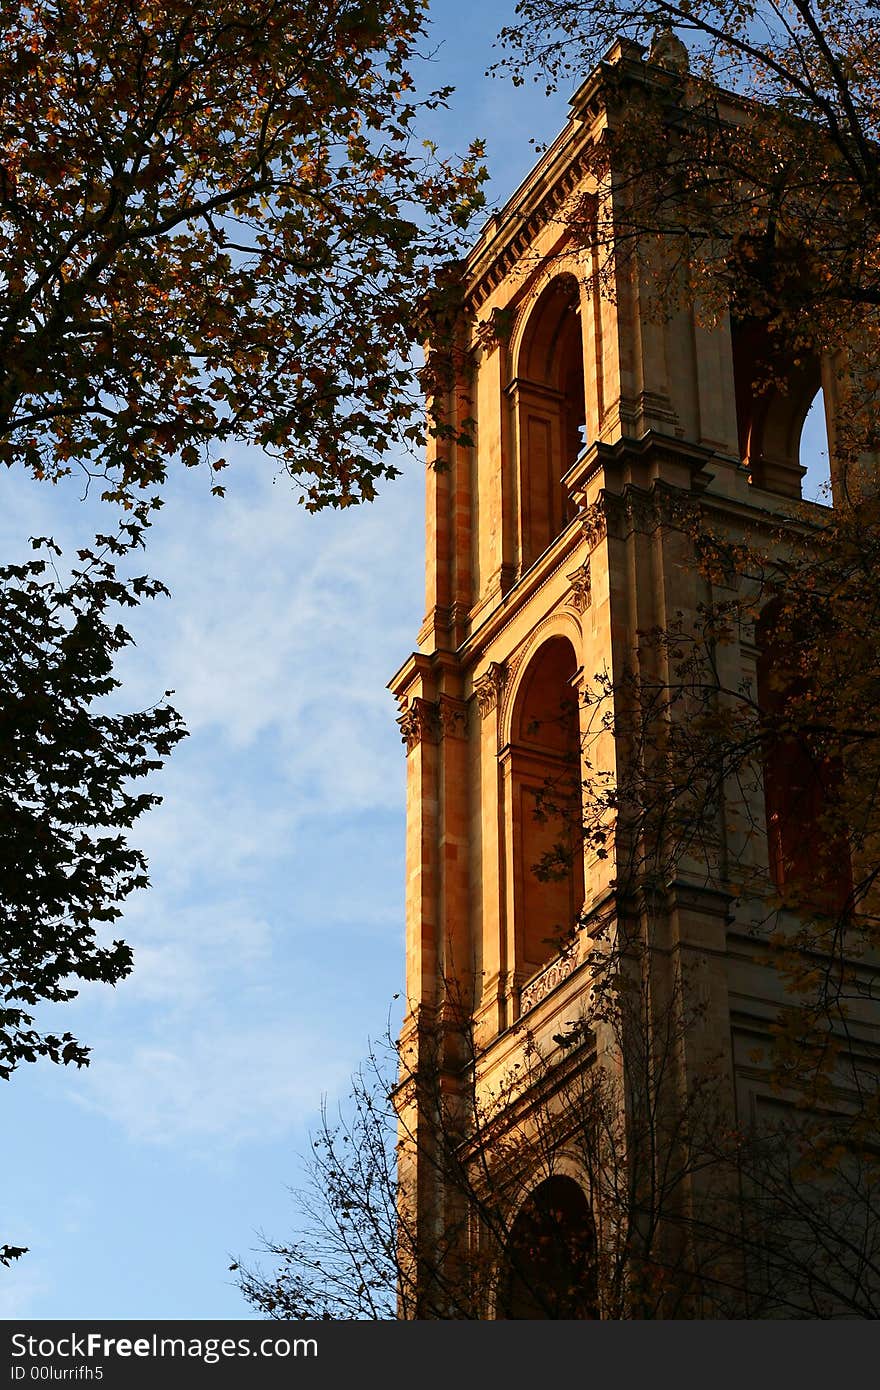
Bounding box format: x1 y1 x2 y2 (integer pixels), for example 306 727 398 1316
0 523 186 1085
0 0 486 510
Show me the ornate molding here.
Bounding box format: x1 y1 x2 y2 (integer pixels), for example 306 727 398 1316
396 697 439 753
580 486 675 551
566 561 592 614
465 148 593 315
580 500 608 552
397 694 468 748
620 488 666 536
520 943 582 1016
473 662 508 719
438 694 468 740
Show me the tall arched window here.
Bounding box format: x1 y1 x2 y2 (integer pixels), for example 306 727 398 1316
498 1176 598 1319
510 276 586 569
508 637 584 979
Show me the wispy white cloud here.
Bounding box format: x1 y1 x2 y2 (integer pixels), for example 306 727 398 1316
70 1018 352 1148
109 910 273 1012
0 335 417 1317
109 455 421 828
1 453 415 1162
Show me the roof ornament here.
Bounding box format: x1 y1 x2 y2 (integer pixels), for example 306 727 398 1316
648 26 690 73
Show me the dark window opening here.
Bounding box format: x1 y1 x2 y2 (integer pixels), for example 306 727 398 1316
731 317 822 501
756 611 851 913
499 1176 598 1319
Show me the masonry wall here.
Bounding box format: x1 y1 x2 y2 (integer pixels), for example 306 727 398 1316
388 39 877 1317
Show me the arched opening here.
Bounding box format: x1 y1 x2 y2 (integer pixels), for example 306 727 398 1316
799 387 832 503
509 636 584 981
499 1176 598 1318
756 607 851 912
731 316 822 500
512 276 586 569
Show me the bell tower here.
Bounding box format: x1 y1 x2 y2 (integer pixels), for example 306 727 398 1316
389 38 864 1318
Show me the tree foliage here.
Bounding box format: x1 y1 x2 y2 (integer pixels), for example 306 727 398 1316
0 0 486 511
0 516 186 1262
234 1054 402 1320
0 521 186 1083
0 0 488 1266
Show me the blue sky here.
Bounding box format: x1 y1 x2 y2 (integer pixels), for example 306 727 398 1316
0 4 832 1321
0 0 572 1321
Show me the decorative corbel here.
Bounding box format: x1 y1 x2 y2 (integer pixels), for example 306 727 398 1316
396 697 439 753
472 662 508 720
437 694 468 740
566 561 592 614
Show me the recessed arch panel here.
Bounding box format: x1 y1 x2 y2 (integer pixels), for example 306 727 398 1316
498 1175 598 1318
756 604 852 911
509 275 586 569
506 635 585 979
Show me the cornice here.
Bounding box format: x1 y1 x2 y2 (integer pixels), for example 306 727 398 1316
464 139 595 316
461 42 688 317
387 650 433 702
462 43 767 320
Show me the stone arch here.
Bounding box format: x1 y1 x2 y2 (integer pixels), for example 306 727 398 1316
499 611 583 749
504 633 585 981
731 316 826 499
497 1174 598 1318
507 273 586 569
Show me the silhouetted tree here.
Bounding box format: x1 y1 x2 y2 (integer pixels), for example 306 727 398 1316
0 514 186 1258
237 962 880 1317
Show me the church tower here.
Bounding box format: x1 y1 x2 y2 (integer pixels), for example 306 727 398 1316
389 38 864 1318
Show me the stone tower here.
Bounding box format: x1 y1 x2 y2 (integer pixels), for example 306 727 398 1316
389 39 868 1318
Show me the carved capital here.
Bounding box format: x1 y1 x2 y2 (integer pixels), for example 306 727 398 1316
438 694 468 740
566 561 592 614
397 697 439 753
623 488 665 535
580 500 608 551
472 662 508 719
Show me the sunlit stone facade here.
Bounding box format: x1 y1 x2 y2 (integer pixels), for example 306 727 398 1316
389 39 872 1318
